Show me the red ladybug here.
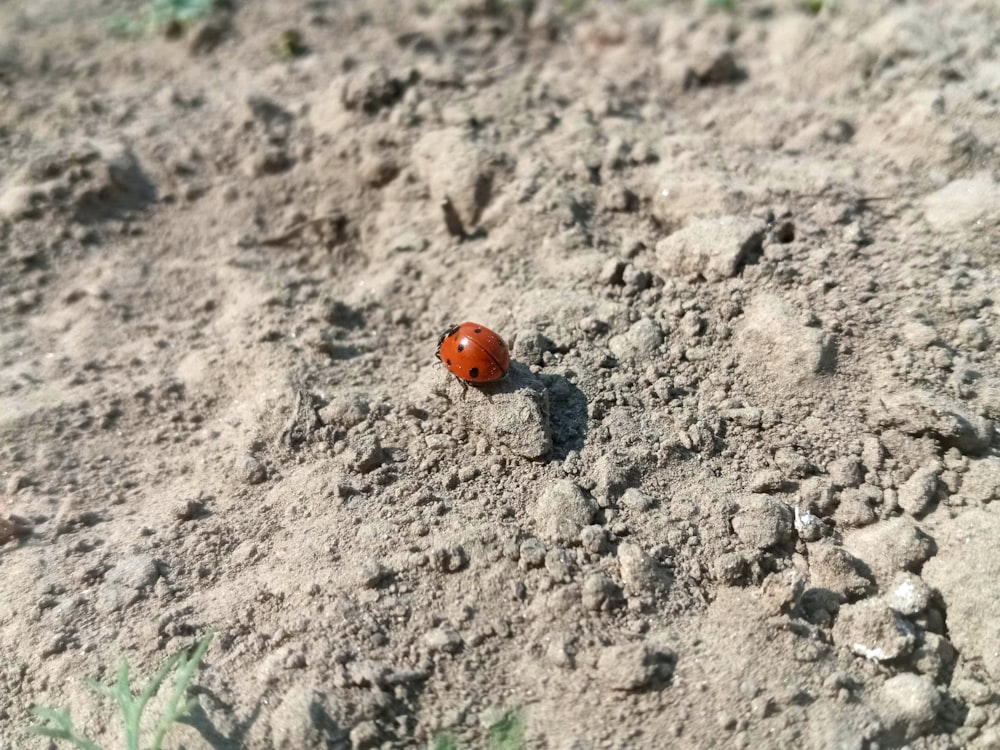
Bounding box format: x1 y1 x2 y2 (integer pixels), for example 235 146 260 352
436 322 510 383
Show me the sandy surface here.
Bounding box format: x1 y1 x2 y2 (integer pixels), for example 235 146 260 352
2 0 1000 748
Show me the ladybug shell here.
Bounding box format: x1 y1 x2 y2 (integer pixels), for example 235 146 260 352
436 322 510 383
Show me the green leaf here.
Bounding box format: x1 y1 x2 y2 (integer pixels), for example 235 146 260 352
489 710 525 750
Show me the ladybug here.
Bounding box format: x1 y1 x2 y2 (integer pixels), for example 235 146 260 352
436 322 510 383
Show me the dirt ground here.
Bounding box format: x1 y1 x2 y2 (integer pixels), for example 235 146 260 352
2 0 999 748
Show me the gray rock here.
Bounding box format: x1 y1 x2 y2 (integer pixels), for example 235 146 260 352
518 538 546 569
270 687 347 749
922 172 1000 233
96 555 160 613
531 480 598 544
424 626 463 654
654 215 763 281
828 456 864 489
343 434 385 473
897 462 941 517
446 363 551 459
596 642 675 691
608 318 664 360
833 486 881 529
876 673 941 744
955 318 990 350
955 457 1000 505
885 572 931 617
731 495 794 549
412 127 496 229
511 329 554 367
0 184 38 220
922 508 1000 679
806 543 873 602
237 453 267 485
617 543 669 597
832 599 915 662
872 385 995 456
842 517 935 586
581 571 621 611
619 488 655 512
736 294 836 385
318 393 370 429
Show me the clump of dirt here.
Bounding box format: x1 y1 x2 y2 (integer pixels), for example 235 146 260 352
2 0 999 748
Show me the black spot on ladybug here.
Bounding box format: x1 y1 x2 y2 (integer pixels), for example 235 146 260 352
474 327 482 333
469 367 479 379
446 359 452 366
457 343 465 352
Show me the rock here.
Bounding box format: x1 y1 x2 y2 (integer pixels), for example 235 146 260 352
872 384 995 456
884 572 931 617
714 551 752 586
236 454 267 485
908 632 956 683
876 673 941 744
270 687 346 749
901 320 940 349
619 488 655 512
341 64 407 114
511 329 554 367
736 294 836 385
343 434 385 473
96 555 160 613
424 626 463 654
358 153 399 187
617 543 669 597
731 495 794 549
0 184 37 220
955 457 1000 505
281 390 324 448
579 525 607 555
590 452 639 504
759 569 807 616
842 517 935 586
412 127 497 229
748 468 784 493
827 457 863 489
806 543 873 602
581 571 621 611
794 507 824 542
444 363 551 459
318 393 370 429
544 548 574 582
833 487 881 529
348 721 381 749
608 318 664 360
832 599 915 662
545 636 575 668
359 561 393 589
531 480 598 544
955 318 989 350
596 642 675 691
922 508 1000 679
683 48 741 89
896 462 941 517
922 172 1000 233
776 448 815 479
518 538 546 569
654 215 763 281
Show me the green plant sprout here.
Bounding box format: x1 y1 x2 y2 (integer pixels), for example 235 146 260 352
149 0 214 30
29 633 213 750
107 0 213 38
431 709 525 750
